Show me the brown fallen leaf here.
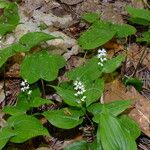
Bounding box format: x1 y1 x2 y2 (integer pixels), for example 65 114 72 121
60 0 83 5
104 79 137 103
104 79 150 137
128 88 150 137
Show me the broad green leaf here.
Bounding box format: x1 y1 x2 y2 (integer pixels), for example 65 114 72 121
97 108 137 150
124 77 143 91
53 86 80 107
0 127 16 150
119 115 141 139
78 21 116 49
126 6 150 22
64 140 88 150
0 1 19 35
43 108 84 129
137 29 150 43
0 24 15 36
0 46 15 67
102 54 125 73
19 32 57 49
111 23 136 38
21 51 65 84
2 106 26 115
129 17 150 25
82 13 100 23
29 97 53 108
67 57 101 82
87 100 132 123
85 79 104 106
0 43 28 68
7 115 49 143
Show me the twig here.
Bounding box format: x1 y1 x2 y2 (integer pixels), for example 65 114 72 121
132 46 147 77
142 0 150 9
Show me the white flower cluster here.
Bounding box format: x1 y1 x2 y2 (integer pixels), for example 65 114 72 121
20 80 32 95
97 48 107 66
73 80 86 103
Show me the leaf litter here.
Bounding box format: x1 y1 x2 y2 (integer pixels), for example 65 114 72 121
0 0 150 149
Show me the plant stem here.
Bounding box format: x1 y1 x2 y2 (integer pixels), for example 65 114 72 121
41 79 46 98
132 46 147 77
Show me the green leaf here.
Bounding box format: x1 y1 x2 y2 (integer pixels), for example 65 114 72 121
78 21 116 50
20 51 65 84
119 115 141 139
129 17 150 25
0 127 16 150
0 1 19 35
43 108 84 129
111 23 136 38
82 12 100 23
64 140 88 150
0 24 15 36
124 77 143 91
85 79 104 106
102 54 125 73
53 86 80 107
0 46 15 67
2 106 26 115
19 32 58 49
29 97 53 108
7 115 49 143
97 107 137 150
88 100 132 123
137 29 150 43
67 57 101 82
126 6 150 22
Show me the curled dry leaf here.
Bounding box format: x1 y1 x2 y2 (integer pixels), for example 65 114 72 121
60 0 83 5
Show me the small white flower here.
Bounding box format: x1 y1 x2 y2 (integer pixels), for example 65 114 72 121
97 48 107 66
20 79 31 93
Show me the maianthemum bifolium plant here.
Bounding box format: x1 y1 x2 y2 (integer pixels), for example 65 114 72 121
1 1 149 150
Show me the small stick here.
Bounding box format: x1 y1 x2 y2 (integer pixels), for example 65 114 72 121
41 79 46 99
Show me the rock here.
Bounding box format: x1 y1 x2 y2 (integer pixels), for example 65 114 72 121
32 10 72 28
45 31 79 56
60 0 83 5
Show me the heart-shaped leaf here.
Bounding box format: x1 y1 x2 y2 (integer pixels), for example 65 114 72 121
88 100 132 123
53 86 80 107
78 21 116 50
43 108 84 129
7 115 49 143
21 51 65 84
102 54 125 73
0 127 16 150
67 57 101 82
82 13 100 23
19 32 58 50
85 79 104 106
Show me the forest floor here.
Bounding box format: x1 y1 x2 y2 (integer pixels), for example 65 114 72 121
0 0 150 150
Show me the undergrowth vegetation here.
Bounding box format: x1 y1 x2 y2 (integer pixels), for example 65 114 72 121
0 0 150 149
